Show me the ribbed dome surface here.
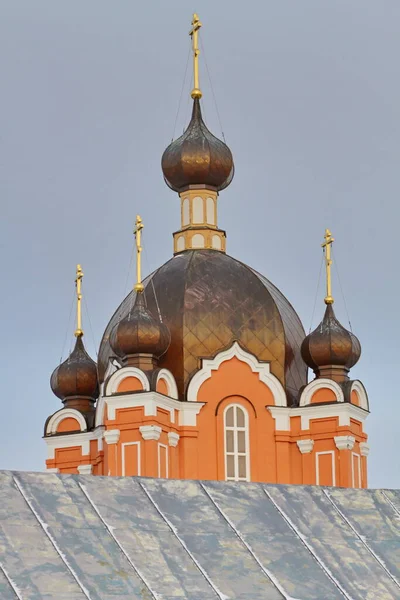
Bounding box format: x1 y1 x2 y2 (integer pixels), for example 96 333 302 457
50 337 99 402
161 99 234 192
301 304 361 373
99 250 307 405
109 293 170 360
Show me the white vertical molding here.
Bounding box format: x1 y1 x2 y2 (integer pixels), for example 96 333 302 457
352 452 361 488
121 441 141 476
158 443 169 478
315 451 336 486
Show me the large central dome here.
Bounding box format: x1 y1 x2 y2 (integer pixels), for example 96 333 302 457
98 250 307 406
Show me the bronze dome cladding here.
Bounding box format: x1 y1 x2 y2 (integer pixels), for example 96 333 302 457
98 250 307 406
301 304 361 373
161 98 234 192
50 336 99 404
109 293 170 361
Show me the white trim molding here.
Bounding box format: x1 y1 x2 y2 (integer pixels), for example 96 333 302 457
187 341 287 406
297 439 314 454
359 442 370 457
350 380 369 411
44 428 104 460
316 451 336 486
168 432 180 447
104 429 120 445
122 441 141 476
158 443 169 478
46 409 87 435
46 468 60 473
77 464 93 475
300 379 344 407
156 369 178 399
106 366 149 396
334 435 356 451
45 432 91 459
140 425 162 441
268 403 368 432
97 390 205 427
352 452 362 488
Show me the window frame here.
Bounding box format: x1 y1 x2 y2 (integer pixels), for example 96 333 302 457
223 403 251 482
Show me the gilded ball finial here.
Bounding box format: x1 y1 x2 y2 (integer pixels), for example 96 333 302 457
191 89 202 99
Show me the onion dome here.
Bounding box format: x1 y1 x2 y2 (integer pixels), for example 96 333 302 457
99 250 307 405
109 293 170 369
50 336 99 412
161 98 234 192
301 304 361 382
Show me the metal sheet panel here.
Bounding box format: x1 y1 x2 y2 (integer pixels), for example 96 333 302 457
1 472 400 600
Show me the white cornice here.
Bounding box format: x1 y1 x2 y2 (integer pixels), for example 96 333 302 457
268 403 369 432
104 429 120 445
335 435 356 451
187 341 287 406
140 425 162 441
77 464 93 475
359 442 370 456
297 439 314 454
168 432 180 447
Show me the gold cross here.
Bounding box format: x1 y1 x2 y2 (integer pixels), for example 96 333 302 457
74 264 84 337
134 215 144 293
189 13 202 99
321 229 335 305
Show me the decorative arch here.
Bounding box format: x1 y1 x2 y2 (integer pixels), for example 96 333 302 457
300 378 344 407
215 394 257 418
106 366 150 396
46 408 87 436
351 380 369 411
187 341 286 406
156 369 178 399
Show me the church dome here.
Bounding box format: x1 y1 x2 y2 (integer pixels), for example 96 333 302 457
161 99 234 192
50 336 99 405
109 293 170 362
301 304 361 378
99 250 307 406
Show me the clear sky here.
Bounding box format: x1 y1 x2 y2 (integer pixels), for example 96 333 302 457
1 1 399 488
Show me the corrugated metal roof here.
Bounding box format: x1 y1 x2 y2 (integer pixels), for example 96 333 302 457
0 471 399 599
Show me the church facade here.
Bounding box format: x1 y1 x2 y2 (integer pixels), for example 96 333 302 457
44 14 369 488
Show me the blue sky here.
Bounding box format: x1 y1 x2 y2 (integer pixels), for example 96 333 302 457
1 0 399 487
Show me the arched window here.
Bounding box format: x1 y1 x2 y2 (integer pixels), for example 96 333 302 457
224 404 250 481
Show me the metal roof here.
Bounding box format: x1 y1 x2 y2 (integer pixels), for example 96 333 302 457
0 471 399 599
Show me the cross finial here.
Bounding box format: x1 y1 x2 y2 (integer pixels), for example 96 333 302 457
74 264 84 337
189 13 202 99
134 215 144 293
321 229 335 305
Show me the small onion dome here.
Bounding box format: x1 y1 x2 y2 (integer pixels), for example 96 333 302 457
301 304 361 381
161 98 234 192
109 293 170 366
50 336 99 409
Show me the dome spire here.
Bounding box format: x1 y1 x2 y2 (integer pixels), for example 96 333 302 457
74 264 84 338
134 215 144 294
50 264 99 411
322 229 335 305
189 13 202 100
301 229 361 382
161 14 234 255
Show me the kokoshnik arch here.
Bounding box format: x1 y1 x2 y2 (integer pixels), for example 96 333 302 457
44 14 370 488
